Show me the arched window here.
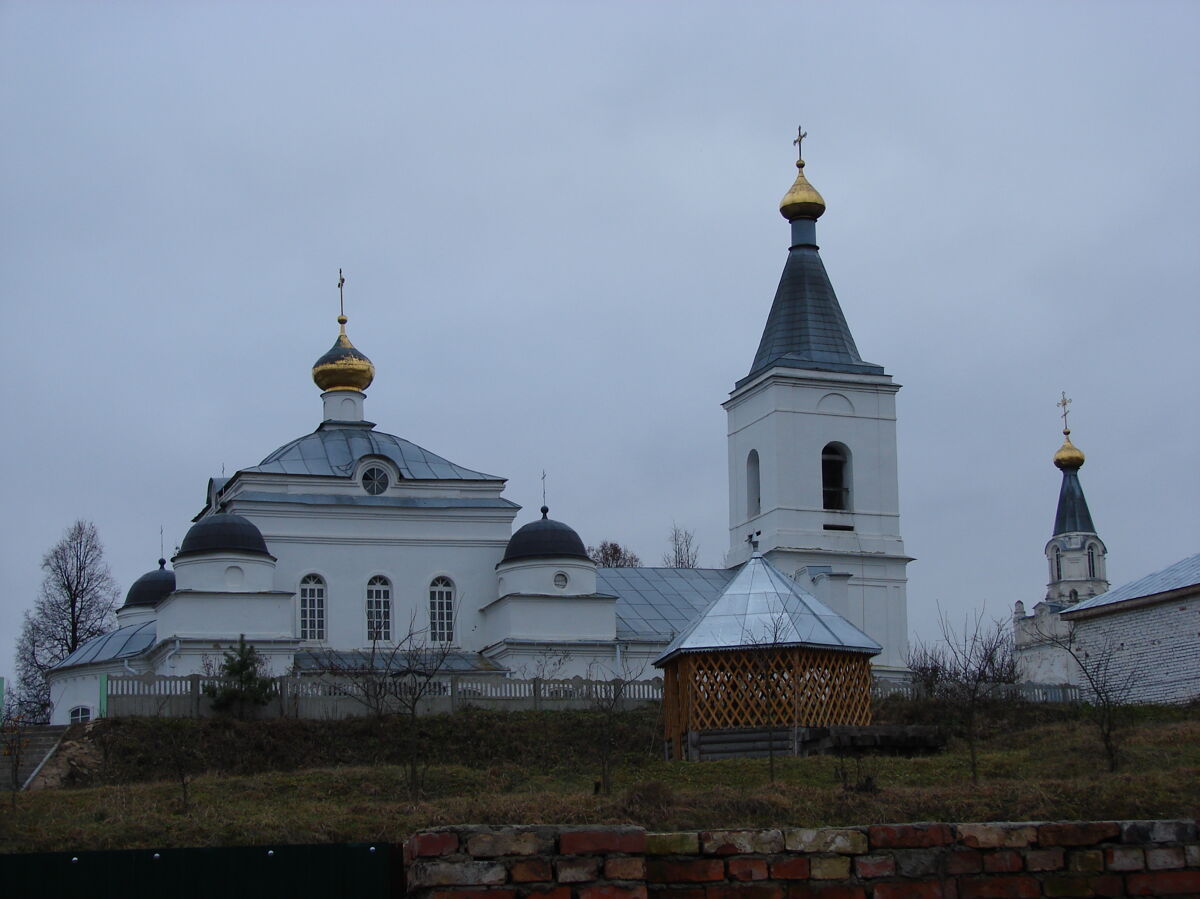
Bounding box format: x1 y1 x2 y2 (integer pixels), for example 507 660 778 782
1069 589 1079 603
1087 545 1097 578
1053 547 1062 581
300 574 326 641
430 576 454 644
821 443 850 511
366 576 392 642
746 450 761 518
69 706 91 724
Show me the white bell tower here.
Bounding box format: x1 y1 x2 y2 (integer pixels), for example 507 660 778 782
724 134 910 675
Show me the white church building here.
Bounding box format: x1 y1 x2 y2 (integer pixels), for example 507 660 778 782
47 149 913 725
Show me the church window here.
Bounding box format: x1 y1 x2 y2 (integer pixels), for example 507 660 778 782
554 572 569 589
362 466 390 496
300 574 326 640
430 576 454 644
366 576 392 642
1054 547 1062 581
1087 545 1097 578
69 706 91 724
1069 589 1079 603
821 443 850 511
746 450 761 518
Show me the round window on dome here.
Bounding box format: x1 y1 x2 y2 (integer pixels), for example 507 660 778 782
553 572 569 589
362 466 390 495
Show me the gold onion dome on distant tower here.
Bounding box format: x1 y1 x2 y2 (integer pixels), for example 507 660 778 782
780 159 826 221
1054 430 1085 470
312 315 375 392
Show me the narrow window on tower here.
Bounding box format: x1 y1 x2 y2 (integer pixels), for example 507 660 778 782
1054 547 1062 581
300 574 326 641
366 576 392 642
1087 545 1097 578
430 577 455 644
821 443 850 511
747 450 761 518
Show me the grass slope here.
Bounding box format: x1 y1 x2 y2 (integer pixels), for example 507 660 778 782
1 702 1197 853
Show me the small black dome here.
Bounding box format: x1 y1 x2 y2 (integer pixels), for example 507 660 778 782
501 506 590 564
176 513 271 559
122 559 176 608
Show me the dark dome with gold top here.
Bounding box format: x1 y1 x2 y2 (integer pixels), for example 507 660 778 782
312 315 375 392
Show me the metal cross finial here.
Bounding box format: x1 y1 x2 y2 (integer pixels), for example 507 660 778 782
337 268 346 317
541 469 547 507
793 125 807 161
1057 391 1072 432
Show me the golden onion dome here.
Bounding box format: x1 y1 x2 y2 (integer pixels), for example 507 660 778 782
1053 430 1085 470
779 159 826 221
312 315 375 392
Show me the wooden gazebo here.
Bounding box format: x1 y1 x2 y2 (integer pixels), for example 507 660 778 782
655 554 880 760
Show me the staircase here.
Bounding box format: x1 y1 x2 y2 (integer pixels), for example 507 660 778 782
2 724 67 790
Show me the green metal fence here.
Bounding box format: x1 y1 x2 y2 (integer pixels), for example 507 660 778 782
0 842 398 898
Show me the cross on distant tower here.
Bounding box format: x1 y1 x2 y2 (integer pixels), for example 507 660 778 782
1057 391 1072 432
338 268 346 317
541 469 547 507
793 125 807 160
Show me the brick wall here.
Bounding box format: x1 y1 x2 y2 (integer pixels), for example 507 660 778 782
405 821 1200 899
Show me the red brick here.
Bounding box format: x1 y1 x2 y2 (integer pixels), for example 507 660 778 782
956 825 1038 850
524 888 572 899
562 831 647 855
605 858 648 881
727 859 769 882
705 886 784 899
788 885 866 899
411 832 460 857
1042 876 1124 898
853 856 895 879
1126 870 1200 895
957 877 1040 899
581 887 649 899
1067 850 1103 874
511 860 553 883
770 858 811 880
647 859 726 883
649 889 706 899
1036 823 1120 847
983 851 1022 873
868 825 954 849
872 883 944 899
431 891 516 899
946 850 983 875
1023 848 1064 872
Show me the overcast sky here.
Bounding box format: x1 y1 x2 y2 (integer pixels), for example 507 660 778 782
2 1 1197 684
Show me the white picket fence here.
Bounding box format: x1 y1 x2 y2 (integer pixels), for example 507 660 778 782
106 674 664 720
871 679 1081 704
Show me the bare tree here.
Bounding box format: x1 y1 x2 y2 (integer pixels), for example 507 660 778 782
1 696 30 804
587 541 642 568
586 656 647 795
1025 620 1135 771
662 524 700 568
14 521 119 720
311 608 456 797
515 647 573 681
912 608 1018 783
742 598 793 783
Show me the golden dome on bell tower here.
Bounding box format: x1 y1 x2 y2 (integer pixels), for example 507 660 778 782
1054 430 1085 470
779 126 826 221
311 270 375 393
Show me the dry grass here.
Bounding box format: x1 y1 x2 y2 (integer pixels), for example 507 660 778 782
1 707 1197 854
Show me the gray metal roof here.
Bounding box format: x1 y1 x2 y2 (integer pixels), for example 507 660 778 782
293 649 505 674
601 567 737 641
244 422 501 481
54 620 156 670
235 491 518 510
740 242 884 387
1053 469 1096 536
653 555 881 665
1066 552 1200 615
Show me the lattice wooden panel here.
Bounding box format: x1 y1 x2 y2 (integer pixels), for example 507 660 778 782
662 647 873 758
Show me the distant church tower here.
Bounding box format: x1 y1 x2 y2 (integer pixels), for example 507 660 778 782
723 134 910 674
1043 398 1108 606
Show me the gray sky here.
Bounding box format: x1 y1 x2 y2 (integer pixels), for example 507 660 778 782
2 1 1197 683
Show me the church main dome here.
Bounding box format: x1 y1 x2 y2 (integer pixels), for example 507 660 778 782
312 315 375 392
176 513 272 558
1054 431 1085 470
779 159 826 221
501 507 590 564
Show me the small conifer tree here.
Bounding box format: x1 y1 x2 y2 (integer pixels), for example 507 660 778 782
205 635 276 719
